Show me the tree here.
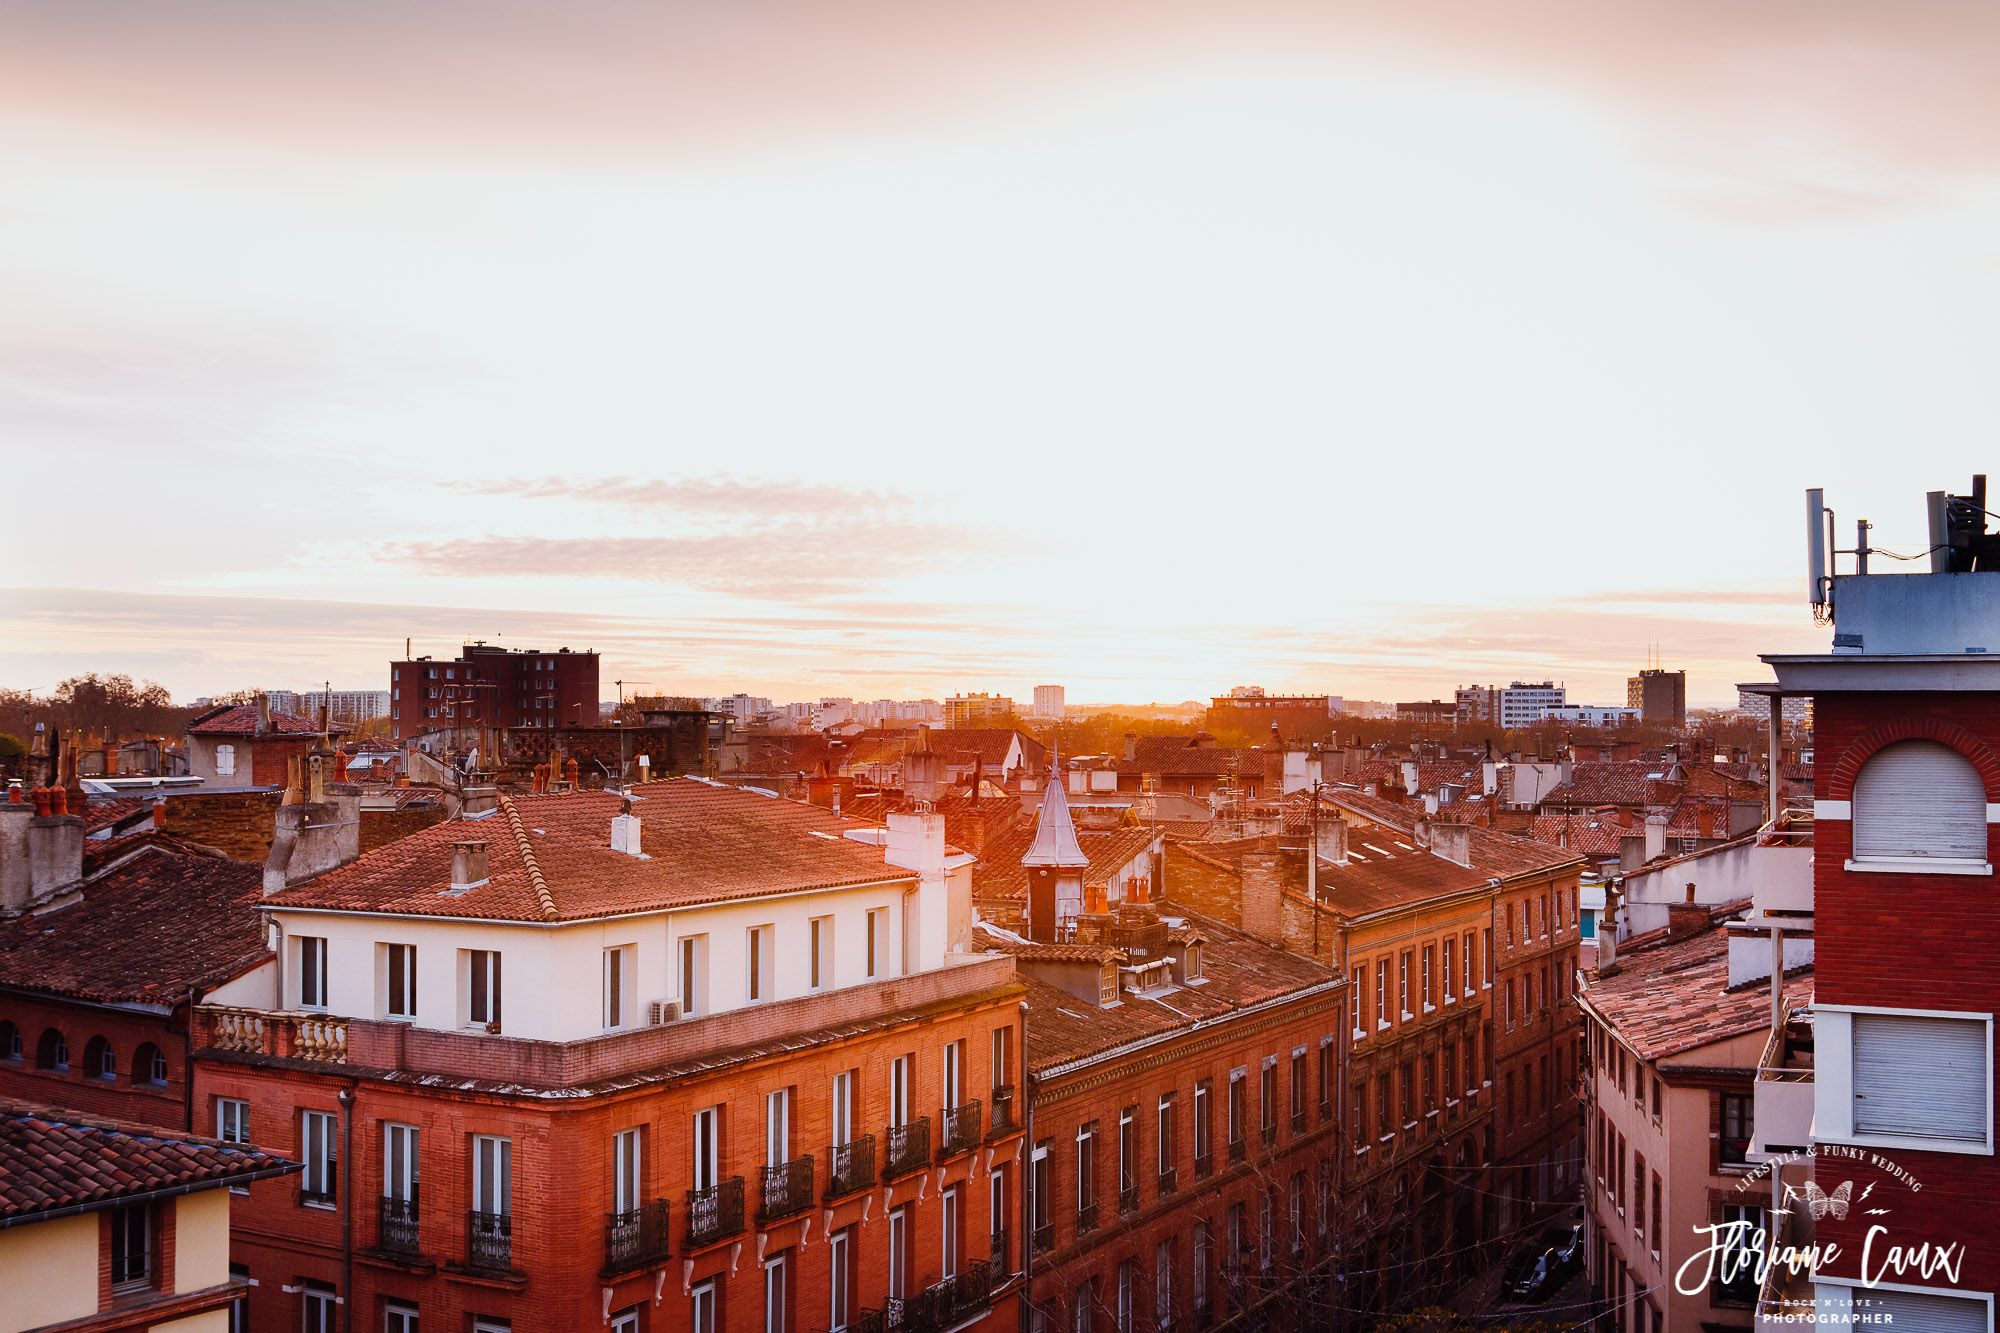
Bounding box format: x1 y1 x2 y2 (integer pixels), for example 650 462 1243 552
0 733 24 758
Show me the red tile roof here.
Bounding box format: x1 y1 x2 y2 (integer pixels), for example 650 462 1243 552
970 824 1161 902
1327 790 1584 883
0 1100 297 1222
186 705 350 737
80 799 150 837
0 851 267 1006
1580 925 1809 1062
1528 808 1639 857
268 780 911 923
1118 736 1263 778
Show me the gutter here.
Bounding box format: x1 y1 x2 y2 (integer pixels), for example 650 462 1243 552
0 1162 301 1230
1034 977 1347 1082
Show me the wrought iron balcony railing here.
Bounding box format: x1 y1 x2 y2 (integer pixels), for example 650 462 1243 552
1261 1123 1278 1148
685 1177 745 1249
1228 1135 1247 1165
761 1157 816 1223
884 1119 931 1179
1157 1166 1178 1200
938 1101 982 1160
467 1209 512 1272
1194 1151 1214 1181
899 1261 993 1333
1291 1109 1308 1134
377 1196 419 1257
1119 1184 1140 1216
605 1198 671 1273
1031 1221 1055 1256
827 1136 876 1199
1077 1200 1099 1234
990 1226 1010 1278
989 1085 1017 1137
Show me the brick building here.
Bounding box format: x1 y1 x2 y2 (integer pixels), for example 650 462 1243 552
980 774 1348 1333
390 644 600 742
183 697 349 788
1756 526 2000 1326
191 780 1026 1333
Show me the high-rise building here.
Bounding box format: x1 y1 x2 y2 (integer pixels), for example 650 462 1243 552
946 693 1016 728
300 689 392 721
1626 669 1686 725
388 642 599 741
1031 684 1065 720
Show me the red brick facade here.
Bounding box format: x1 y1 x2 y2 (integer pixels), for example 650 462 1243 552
1490 869 1584 1238
0 992 190 1130
391 645 600 742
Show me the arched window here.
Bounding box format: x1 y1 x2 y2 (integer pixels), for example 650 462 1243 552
36 1028 67 1071
84 1035 115 1081
134 1042 168 1086
1852 740 1989 864
0 1021 19 1062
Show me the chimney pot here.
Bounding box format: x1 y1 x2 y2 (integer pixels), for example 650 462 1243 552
451 839 490 888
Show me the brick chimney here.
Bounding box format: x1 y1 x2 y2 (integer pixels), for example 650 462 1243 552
1667 881 1708 940
0 789 84 917
262 782 362 896
1240 850 1284 946
451 840 491 890
255 692 271 735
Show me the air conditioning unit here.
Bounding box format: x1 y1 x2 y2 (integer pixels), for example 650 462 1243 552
648 1000 682 1025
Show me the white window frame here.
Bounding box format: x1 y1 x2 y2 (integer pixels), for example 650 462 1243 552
302 1285 337 1333
215 743 236 777
464 948 501 1029
891 1054 912 1128
610 1310 639 1333
385 1122 420 1204
680 934 707 1018
691 1281 718 1333
810 916 834 991
298 936 329 1010
831 1071 853 1147
386 1304 420 1333
302 1109 337 1205
613 1127 642 1214
217 1097 249 1144
764 1250 788 1333
1816 1004 1995 1155
941 1184 961 1279
829 1228 853 1332
384 943 416 1020
767 1088 791 1166
603 944 633 1031
692 1106 720 1191
472 1134 512 1216
747 925 773 1004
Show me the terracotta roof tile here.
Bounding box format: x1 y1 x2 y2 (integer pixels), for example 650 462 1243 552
1118 737 1263 778
268 780 911 923
0 1100 296 1221
1580 925 1808 1062
186 705 349 737
0 852 267 1005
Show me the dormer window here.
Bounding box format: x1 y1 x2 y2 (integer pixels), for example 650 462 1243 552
1185 945 1202 981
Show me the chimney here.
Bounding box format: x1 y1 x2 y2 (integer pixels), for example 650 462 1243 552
1618 832 1645 874
451 839 491 889
1323 815 1349 867
262 782 362 896
1667 881 1708 940
1400 759 1420 795
886 808 956 965
1240 850 1284 946
0 794 84 917
102 741 119 777
1481 759 1498 798
1430 822 1472 868
1644 814 1666 863
1558 748 1573 787
611 799 644 857
1598 883 1622 972
255 692 272 735
1123 733 1138 762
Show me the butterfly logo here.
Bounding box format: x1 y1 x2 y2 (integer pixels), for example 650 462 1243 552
1794 1180 1854 1220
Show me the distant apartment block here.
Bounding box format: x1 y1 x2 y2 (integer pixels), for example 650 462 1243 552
1626 668 1686 725
947 693 1016 728
1207 690 1337 740
300 689 391 721
1456 682 1568 728
388 642 599 741
1733 685 1810 725
1546 704 1638 728
1031 684 1065 719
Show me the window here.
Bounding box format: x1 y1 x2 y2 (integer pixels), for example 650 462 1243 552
1375 959 1389 1027
829 1228 853 1332
303 1284 337 1333
1260 1063 1276 1141
680 935 706 1018
388 1305 420 1333
302 1109 338 1205
136 1041 167 1086
1154 1239 1173 1328
1349 966 1364 1034
1720 1093 1752 1165
0 1021 17 1062
1399 951 1411 1017
1193 1081 1211 1165
1842 1287 1995 1333
889 1205 910 1300
1715 1205 1764 1304
1077 1122 1097 1216
610 1308 638 1333
299 935 329 1009
765 1250 789 1333
111 1203 151 1289
767 1088 792 1165
86 1035 115 1080
1852 1012 1990 1144
1119 1107 1136 1207
941 1185 961 1278
1227 1073 1245 1150
692 1281 718 1333
810 917 833 991
215 743 235 776
614 1127 642 1214
1633 1155 1646 1238
1075 1278 1095 1333
465 949 502 1028
1157 1094 1175 1177
692 1108 720 1192
1422 945 1435 1009
890 1054 912 1127
1851 740 1989 866
1651 1171 1662 1255
1031 1140 1051 1238
603 945 632 1030
943 1039 964 1110
1483 929 1493 986
1117 1260 1133 1333
230 1264 251 1333
385 943 416 1019
867 909 887 978
386 1122 419 1210
1464 931 1477 994
1442 937 1455 1001
1257 1188 1272 1269
1193 1220 1211 1310
218 1097 249 1144
473 1135 512 1224
747 926 773 1003
35 1027 65 1071
831 1071 853 1147
993 1024 1013 1091
991 1164 1011 1272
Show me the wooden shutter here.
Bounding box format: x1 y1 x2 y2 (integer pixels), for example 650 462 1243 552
1865 1289 1990 1333
1852 741 1987 861
1853 1013 1987 1142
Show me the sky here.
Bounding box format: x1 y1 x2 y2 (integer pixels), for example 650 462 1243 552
5 1 2000 709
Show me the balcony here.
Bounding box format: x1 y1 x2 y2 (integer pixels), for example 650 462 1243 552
885 1119 932 1179
1194 1151 1213 1181
938 1101 982 1160
377 1197 420 1258
761 1157 816 1223
685 1177 746 1249
1757 1190 1818 1331
897 1261 993 1333
208 1006 348 1063
605 1199 671 1275
827 1136 876 1200
1158 1166 1177 1200
1751 1008 1816 1161
1261 1123 1277 1149
1291 1109 1307 1134
467 1210 512 1273
1119 1184 1140 1216
1227 1135 1246 1165
989 1085 1017 1138
1031 1221 1054 1256
1319 1097 1332 1124
990 1227 1010 1278
1077 1200 1100 1234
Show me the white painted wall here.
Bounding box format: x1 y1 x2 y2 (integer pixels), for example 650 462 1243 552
1620 837 1812 938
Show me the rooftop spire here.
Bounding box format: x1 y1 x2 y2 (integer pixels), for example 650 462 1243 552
1022 745 1089 868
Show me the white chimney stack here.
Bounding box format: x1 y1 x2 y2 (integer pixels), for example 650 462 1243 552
611 798 644 857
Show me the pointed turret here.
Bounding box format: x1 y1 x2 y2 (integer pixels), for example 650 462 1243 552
1022 755 1088 869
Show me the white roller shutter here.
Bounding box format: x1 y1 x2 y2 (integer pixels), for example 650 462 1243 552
1851 740 1987 861
1860 1289 1990 1333
1853 1013 1988 1142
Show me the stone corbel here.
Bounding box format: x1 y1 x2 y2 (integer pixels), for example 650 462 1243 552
757 1232 770 1263
682 1260 695 1297
654 1271 668 1306
729 1241 743 1274
863 1194 875 1224
602 1288 613 1323
800 1216 814 1248
918 1173 931 1202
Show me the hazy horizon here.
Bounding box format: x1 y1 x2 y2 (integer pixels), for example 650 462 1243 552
8 1 1997 706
